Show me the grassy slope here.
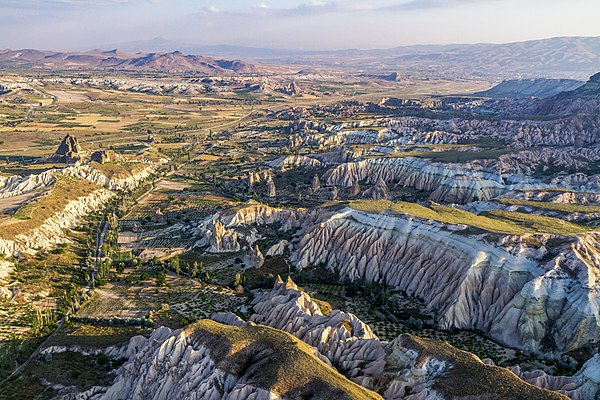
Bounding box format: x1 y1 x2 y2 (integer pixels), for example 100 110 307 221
499 198 600 214
190 320 382 400
401 334 569 400
350 200 592 235
90 161 148 180
1 175 102 240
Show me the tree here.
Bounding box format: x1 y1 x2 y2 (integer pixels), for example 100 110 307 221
155 271 167 287
171 256 181 275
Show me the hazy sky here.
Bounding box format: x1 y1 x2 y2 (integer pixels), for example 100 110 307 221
1 0 600 51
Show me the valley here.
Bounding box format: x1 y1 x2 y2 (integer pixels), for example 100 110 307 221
1 50 600 399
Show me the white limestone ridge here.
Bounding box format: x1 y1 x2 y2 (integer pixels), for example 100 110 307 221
323 157 508 203
323 157 547 203
0 162 157 257
62 318 382 400
251 276 386 381
0 259 14 300
0 171 56 199
505 354 600 400
268 154 325 169
221 202 322 231
266 240 289 256
61 163 157 191
241 278 567 399
199 219 241 253
0 188 115 257
0 162 157 200
291 208 600 356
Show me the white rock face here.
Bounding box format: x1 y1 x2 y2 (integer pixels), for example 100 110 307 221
509 354 600 400
291 208 600 355
0 171 56 199
93 327 276 400
251 277 386 380
203 220 241 253
61 163 157 191
323 157 523 203
65 318 382 400
0 259 14 299
269 155 325 169
266 240 289 256
244 245 264 268
0 163 156 200
222 203 320 231
362 178 390 200
0 162 156 257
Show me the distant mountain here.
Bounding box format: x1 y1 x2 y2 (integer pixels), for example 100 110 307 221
108 37 301 59
0 49 257 74
112 36 600 79
474 78 584 99
534 72 600 115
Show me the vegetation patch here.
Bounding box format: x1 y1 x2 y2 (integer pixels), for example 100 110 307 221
350 200 593 235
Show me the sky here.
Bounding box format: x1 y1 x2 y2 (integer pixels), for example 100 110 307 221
1 0 600 51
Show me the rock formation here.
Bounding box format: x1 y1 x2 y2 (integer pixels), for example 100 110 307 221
331 186 339 201
266 240 289 256
508 355 600 400
350 180 361 197
266 177 276 198
251 277 386 381
0 186 114 256
244 244 264 268
362 178 389 200
268 155 325 170
291 208 600 356
312 174 321 191
61 320 382 400
90 150 111 164
48 133 82 164
323 157 542 203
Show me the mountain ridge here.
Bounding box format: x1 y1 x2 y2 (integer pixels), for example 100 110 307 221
0 48 257 74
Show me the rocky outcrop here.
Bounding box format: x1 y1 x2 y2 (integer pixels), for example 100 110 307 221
90 151 111 164
291 208 600 356
383 335 567 400
222 203 320 231
62 163 157 191
362 178 389 200
350 181 361 197
0 163 156 200
0 170 56 199
48 133 82 164
266 177 276 198
69 320 382 400
248 170 271 191
245 278 567 399
206 220 241 253
324 157 520 203
312 174 321 191
266 240 289 256
508 354 600 400
269 155 325 170
244 245 264 268
251 277 386 381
